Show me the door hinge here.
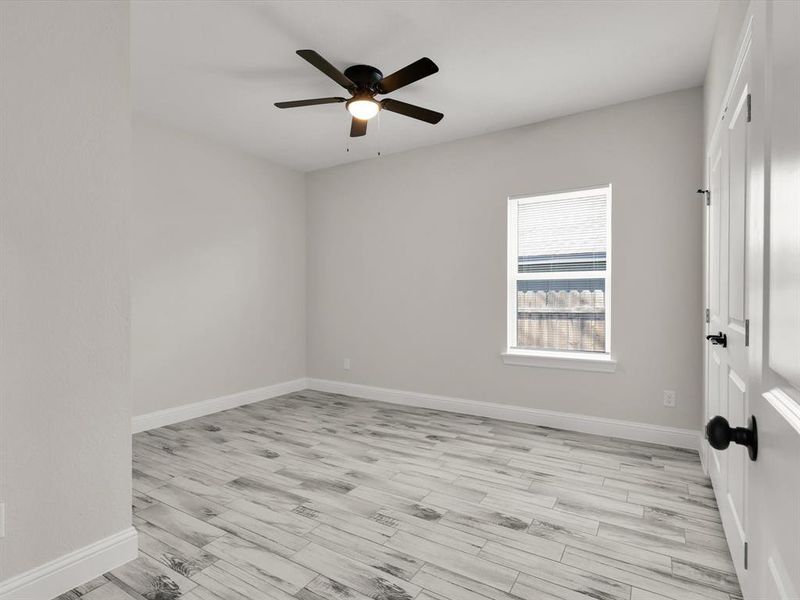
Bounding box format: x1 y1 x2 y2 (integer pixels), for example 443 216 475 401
745 319 750 346
746 94 752 123
744 541 749 569
697 189 710 205
705 308 710 324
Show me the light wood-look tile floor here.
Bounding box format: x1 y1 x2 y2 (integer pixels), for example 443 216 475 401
58 390 742 600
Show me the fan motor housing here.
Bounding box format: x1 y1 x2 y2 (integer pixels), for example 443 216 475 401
344 64 383 90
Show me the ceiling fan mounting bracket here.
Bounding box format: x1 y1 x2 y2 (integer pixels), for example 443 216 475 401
343 64 384 92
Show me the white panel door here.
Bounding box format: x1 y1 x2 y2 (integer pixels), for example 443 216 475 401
706 44 752 584
706 4 800 598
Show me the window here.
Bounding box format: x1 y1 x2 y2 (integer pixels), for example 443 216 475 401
504 185 615 371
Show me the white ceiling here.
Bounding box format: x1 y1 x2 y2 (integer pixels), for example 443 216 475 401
132 1 719 172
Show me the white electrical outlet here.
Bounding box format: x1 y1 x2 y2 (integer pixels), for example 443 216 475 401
663 390 677 408
0 503 5 538
343 358 351 370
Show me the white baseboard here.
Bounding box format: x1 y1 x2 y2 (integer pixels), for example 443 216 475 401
132 375 700 447
132 378 308 433
307 378 701 450
0 527 138 600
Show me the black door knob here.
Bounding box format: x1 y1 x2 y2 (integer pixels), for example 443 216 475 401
706 332 727 347
705 415 758 461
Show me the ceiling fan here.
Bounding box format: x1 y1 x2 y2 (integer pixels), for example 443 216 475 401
275 49 443 137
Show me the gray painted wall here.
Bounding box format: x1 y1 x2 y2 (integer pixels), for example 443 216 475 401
0 1 719 587
307 87 704 429
0 1 132 580
132 117 306 417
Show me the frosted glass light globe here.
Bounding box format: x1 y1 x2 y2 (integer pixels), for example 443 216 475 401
347 99 380 120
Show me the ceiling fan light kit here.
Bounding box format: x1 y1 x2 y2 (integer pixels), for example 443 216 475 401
346 96 380 120
275 49 443 138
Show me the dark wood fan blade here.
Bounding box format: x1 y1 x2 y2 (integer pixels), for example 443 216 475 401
378 57 439 94
381 99 443 124
296 49 355 90
350 118 367 137
274 97 346 109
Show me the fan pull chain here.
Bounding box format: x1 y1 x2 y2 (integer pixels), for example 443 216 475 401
376 112 381 157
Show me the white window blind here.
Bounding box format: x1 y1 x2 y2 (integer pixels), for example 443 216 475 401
507 186 611 355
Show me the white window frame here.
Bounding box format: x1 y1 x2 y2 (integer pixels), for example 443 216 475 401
503 185 616 372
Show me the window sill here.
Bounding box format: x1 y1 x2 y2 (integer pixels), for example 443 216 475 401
501 349 617 373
